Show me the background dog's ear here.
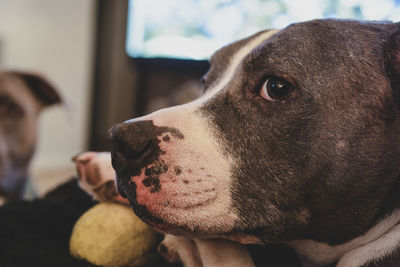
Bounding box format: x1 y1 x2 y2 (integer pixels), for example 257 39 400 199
8 71 62 108
384 23 400 109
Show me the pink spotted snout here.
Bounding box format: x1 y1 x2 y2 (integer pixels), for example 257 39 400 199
109 109 237 235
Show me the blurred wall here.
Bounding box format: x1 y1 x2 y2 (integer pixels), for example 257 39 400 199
0 0 95 192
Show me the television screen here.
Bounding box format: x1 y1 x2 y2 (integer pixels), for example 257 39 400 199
126 0 400 60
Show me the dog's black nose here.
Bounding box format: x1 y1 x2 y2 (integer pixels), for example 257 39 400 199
108 120 164 177
109 121 152 160
108 119 184 178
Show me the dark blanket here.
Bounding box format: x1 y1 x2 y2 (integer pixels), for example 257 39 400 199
0 179 98 267
0 178 302 267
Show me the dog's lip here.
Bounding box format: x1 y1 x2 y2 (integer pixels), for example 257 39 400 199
140 200 223 235
163 196 216 210
115 170 222 236
148 219 234 238
146 219 199 236
122 190 232 237
111 150 150 181
113 172 129 199
110 151 129 175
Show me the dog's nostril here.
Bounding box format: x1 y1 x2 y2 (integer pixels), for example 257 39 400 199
158 243 168 255
119 190 128 199
125 140 153 160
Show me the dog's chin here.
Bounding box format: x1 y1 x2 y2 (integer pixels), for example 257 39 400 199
119 184 229 233
115 171 263 245
126 193 220 234
148 220 263 245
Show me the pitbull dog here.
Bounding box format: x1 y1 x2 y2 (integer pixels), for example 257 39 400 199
0 71 61 204
93 19 400 266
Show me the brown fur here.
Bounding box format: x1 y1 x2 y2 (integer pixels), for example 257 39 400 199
0 71 61 202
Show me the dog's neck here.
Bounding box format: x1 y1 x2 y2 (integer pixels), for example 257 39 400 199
288 209 400 267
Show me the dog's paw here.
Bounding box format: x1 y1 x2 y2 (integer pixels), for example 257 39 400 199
158 235 202 267
72 151 128 204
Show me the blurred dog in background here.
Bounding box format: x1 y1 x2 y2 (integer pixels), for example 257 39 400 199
0 71 61 204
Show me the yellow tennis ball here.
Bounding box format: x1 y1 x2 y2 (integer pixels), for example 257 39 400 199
70 202 157 267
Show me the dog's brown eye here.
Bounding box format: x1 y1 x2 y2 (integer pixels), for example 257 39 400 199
260 78 292 101
0 96 24 119
8 104 24 118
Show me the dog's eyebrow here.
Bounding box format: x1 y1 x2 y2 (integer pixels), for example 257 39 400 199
203 30 278 93
209 51 218 66
204 39 254 89
201 50 230 90
209 45 234 67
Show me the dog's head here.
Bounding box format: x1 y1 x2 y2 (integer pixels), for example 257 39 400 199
0 71 61 201
109 19 400 245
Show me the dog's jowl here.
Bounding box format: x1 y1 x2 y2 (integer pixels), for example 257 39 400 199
109 19 400 266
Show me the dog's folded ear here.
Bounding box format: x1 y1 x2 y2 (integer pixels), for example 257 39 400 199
8 71 62 108
384 23 400 108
